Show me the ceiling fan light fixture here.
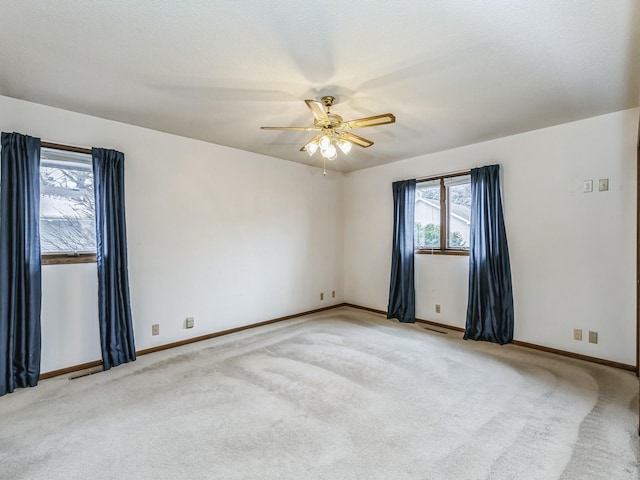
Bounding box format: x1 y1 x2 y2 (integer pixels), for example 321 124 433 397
319 134 331 149
322 144 337 160
337 140 352 154
306 141 318 156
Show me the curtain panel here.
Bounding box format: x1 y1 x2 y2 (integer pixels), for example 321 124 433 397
464 164 514 344
92 148 136 370
387 179 416 323
0 132 42 396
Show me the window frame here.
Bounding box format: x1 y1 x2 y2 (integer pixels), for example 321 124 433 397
40 142 97 266
415 170 471 256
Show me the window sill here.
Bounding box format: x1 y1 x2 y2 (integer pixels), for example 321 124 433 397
42 253 97 265
415 250 469 256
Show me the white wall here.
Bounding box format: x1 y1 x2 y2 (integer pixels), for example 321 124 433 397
0 95 344 373
1 94 636 371
344 108 638 366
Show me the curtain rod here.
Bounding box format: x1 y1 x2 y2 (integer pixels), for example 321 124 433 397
41 141 92 155
416 168 471 181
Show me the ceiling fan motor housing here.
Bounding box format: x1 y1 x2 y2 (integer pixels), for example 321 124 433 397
315 113 344 129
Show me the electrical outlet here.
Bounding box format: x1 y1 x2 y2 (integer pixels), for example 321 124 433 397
320 292 324 301
152 324 160 336
185 317 194 329
598 178 609 192
332 290 335 298
588 331 598 344
435 304 441 314
573 328 582 341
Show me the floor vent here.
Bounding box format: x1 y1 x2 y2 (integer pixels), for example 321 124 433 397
69 367 103 380
423 326 448 335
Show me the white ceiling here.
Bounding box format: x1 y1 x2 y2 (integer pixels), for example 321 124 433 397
0 1 638 172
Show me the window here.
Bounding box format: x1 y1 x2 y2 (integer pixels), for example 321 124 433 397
40 146 96 264
415 172 471 254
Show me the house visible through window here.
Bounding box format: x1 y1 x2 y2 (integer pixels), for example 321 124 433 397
415 172 471 254
40 147 96 261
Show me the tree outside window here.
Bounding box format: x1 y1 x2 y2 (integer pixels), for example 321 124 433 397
40 148 96 255
415 173 470 253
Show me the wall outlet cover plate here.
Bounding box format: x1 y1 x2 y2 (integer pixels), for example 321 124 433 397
573 328 582 341
598 178 609 191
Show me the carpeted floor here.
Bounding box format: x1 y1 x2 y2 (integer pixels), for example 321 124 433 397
0 307 638 479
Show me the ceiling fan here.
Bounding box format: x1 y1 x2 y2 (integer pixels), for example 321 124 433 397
261 95 396 174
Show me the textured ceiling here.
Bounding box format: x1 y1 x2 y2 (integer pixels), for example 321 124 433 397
0 1 638 172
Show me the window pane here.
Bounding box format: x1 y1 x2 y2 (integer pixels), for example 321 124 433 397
40 149 96 254
447 180 471 249
415 181 441 248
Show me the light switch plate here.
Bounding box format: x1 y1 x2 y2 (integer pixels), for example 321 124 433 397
583 180 593 193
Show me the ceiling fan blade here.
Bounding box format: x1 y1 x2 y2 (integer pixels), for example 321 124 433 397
342 113 396 129
300 135 322 152
340 132 374 148
305 99 330 123
260 126 321 131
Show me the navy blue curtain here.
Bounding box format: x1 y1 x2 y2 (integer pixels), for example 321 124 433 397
0 132 42 396
387 179 416 323
92 148 136 370
464 164 514 344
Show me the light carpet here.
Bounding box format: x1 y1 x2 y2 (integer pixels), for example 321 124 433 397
0 307 638 479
